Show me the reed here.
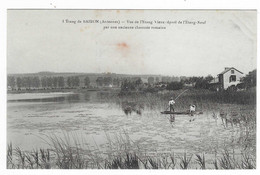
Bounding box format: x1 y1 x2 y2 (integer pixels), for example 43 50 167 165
7 141 256 169
7 143 14 169
218 149 235 169
179 152 193 169
240 152 256 169
169 153 177 169
14 147 26 169
195 153 206 169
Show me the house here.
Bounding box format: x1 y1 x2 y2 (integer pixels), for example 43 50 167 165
210 67 244 90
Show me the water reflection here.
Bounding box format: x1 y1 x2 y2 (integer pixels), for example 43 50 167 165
169 114 175 123
8 96 66 103
84 93 91 102
66 94 80 103
8 93 85 104
121 101 144 115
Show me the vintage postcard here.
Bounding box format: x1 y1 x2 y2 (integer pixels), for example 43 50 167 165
6 9 256 170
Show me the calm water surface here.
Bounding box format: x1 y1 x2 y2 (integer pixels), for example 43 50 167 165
7 91 244 157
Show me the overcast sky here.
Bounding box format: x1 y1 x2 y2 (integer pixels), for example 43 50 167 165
7 10 256 76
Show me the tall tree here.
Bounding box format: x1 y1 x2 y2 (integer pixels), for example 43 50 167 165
7 76 16 89
84 77 90 87
242 69 256 88
46 77 53 88
41 77 47 88
205 75 214 82
16 77 22 89
135 77 143 87
67 77 72 87
96 77 104 86
104 77 112 86
113 78 120 87
32 76 40 88
53 77 59 88
23 77 32 89
73 76 80 87
58 77 65 88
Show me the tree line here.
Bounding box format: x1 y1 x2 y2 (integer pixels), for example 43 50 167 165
7 70 256 91
7 76 91 90
7 75 126 90
120 69 257 93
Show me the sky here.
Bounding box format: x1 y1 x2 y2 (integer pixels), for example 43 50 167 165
7 10 257 77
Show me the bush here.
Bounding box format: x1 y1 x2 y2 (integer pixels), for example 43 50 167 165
166 82 183 90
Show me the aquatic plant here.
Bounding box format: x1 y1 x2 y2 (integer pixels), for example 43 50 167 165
7 141 256 169
179 153 193 169
195 153 206 169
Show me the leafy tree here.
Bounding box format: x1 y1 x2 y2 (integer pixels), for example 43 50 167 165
166 82 183 90
53 77 59 88
135 77 143 86
73 76 80 87
120 78 144 92
194 77 206 89
113 78 120 87
16 77 22 89
67 77 72 87
23 77 32 89
46 77 53 88
41 77 47 88
205 75 214 83
96 77 104 86
58 77 65 88
84 76 90 87
104 77 112 86
121 79 135 91
242 69 256 89
7 76 16 89
194 75 213 89
31 76 40 88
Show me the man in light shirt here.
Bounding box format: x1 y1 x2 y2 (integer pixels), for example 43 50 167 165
189 104 196 116
169 97 175 112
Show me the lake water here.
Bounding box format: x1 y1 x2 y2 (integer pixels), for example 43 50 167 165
7 91 248 159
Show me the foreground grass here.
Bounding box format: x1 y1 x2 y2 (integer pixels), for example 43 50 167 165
7 142 256 169
7 128 256 170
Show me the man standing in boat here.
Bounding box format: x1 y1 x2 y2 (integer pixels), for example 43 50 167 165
169 97 175 112
189 104 196 116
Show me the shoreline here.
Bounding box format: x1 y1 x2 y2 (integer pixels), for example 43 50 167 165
7 87 121 94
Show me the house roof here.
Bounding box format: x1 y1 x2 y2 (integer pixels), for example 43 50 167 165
218 67 243 75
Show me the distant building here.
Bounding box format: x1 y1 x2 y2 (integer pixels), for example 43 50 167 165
210 67 244 90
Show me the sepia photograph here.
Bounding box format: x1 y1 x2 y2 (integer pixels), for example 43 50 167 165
6 9 256 170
